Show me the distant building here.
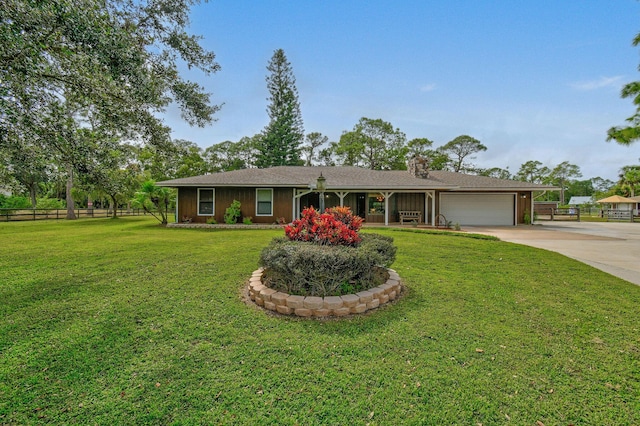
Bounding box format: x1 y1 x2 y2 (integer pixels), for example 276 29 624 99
568 196 593 206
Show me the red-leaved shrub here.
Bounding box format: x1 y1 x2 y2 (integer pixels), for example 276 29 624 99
284 206 363 246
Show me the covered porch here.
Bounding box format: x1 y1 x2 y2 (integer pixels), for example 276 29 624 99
293 189 437 226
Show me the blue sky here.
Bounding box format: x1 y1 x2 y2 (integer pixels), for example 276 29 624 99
164 1 640 181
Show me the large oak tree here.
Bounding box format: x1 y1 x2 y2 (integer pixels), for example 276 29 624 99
0 0 220 217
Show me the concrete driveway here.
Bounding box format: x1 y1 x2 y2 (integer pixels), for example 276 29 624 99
465 221 640 286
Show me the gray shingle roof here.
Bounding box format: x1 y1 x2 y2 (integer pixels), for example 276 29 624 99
157 166 556 191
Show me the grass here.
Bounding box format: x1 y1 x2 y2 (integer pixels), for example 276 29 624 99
1 217 638 425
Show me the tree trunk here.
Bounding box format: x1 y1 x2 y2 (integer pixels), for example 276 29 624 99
29 183 37 207
66 167 76 220
110 194 118 219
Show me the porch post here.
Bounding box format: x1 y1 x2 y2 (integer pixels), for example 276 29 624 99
293 189 313 219
381 192 395 226
425 191 434 226
292 188 296 221
431 191 436 226
335 191 349 207
175 189 179 223
530 194 534 224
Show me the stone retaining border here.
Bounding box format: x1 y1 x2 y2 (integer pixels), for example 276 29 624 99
247 268 402 318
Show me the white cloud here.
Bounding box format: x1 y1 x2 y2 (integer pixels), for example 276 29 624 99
570 76 624 91
419 83 437 92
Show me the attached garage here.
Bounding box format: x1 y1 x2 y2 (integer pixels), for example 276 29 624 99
440 193 516 226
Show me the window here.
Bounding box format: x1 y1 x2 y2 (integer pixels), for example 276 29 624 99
368 193 385 215
198 188 215 215
256 188 273 216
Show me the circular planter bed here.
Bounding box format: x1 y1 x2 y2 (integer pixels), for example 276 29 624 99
247 267 402 318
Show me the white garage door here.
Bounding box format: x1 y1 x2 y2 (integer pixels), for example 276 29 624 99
440 193 515 226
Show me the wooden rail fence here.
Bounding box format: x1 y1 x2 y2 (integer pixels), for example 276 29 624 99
0 208 145 222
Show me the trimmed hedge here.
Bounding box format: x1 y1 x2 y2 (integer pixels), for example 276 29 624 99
259 233 396 297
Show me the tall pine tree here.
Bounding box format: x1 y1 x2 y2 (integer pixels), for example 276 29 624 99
256 49 304 168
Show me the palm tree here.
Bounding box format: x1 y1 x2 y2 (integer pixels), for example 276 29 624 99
618 166 640 197
132 181 172 225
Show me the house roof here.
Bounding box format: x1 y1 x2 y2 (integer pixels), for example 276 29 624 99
568 196 593 205
596 195 636 203
157 166 557 192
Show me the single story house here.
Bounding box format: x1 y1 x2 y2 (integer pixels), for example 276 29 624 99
157 160 557 226
596 195 640 217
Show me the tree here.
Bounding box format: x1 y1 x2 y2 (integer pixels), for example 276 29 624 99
607 33 640 145
302 132 329 166
256 49 304 168
0 137 50 206
591 176 615 194
317 147 336 166
204 135 259 171
617 165 640 197
422 150 450 171
172 140 208 179
478 167 511 180
235 135 260 169
79 142 143 218
333 118 408 170
333 131 365 167
132 181 173 225
566 179 594 201
1 0 220 136
1 0 220 217
515 160 551 184
438 135 487 172
138 138 210 180
406 138 434 159
546 161 582 205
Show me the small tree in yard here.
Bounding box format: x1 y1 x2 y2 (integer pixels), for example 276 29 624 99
132 181 172 225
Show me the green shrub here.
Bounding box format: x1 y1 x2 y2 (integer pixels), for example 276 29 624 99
206 217 217 224
0 196 31 210
359 233 396 267
224 200 241 224
35 198 65 210
242 216 253 225
259 233 395 297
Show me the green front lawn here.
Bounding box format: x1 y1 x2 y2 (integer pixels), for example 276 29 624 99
1 217 638 424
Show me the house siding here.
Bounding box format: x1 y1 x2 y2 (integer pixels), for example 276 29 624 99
178 186 293 224
394 193 426 222
516 192 532 224
177 187 198 221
